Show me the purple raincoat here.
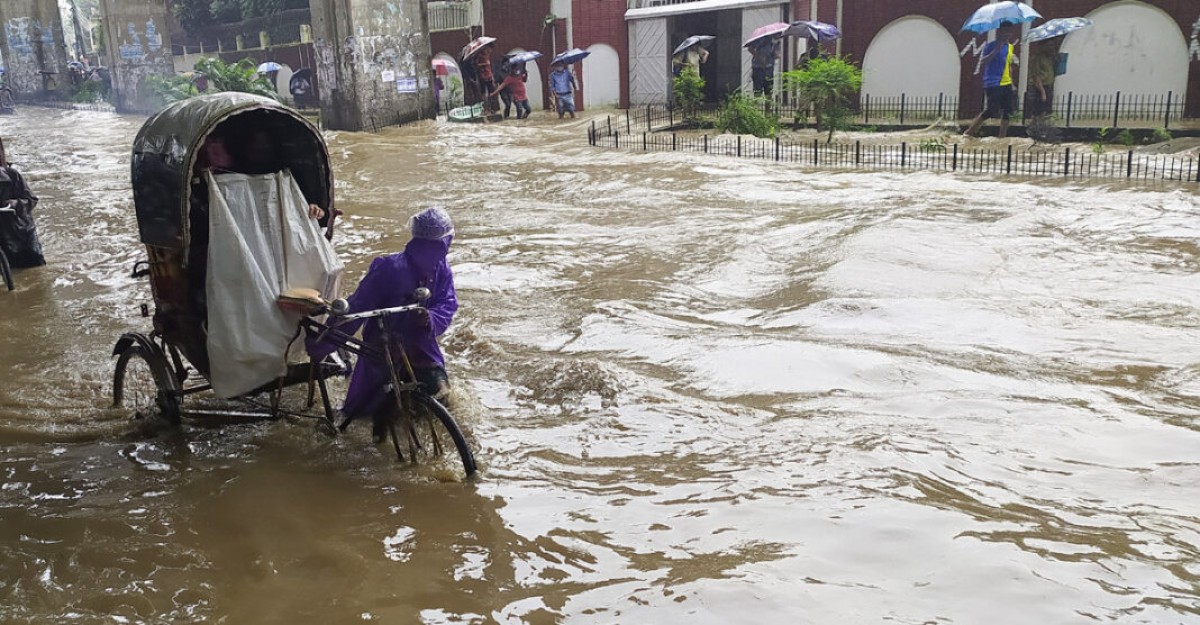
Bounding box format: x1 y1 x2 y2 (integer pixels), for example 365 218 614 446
314 236 457 417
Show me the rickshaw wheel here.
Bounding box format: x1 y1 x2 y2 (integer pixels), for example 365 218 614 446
404 394 477 477
0 248 12 291
113 344 181 426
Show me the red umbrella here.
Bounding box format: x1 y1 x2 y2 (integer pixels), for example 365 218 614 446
743 22 790 47
432 58 451 76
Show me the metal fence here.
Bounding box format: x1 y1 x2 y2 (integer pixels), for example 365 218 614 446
588 120 1200 184
626 90 1190 134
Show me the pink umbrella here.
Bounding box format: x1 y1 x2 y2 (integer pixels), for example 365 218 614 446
743 22 790 48
432 58 451 76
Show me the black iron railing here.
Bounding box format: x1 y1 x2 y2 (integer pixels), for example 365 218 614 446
588 117 1200 185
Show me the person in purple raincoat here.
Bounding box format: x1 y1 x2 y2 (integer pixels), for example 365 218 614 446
310 206 458 437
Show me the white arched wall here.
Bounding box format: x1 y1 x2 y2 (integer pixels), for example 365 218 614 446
583 43 620 109
1055 1 1188 98
861 16 960 99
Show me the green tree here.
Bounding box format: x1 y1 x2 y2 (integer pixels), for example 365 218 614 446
782 55 863 143
171 0 212 31
672 66 705 120
210 0 243 22
146 57 279 107
195 57 279 99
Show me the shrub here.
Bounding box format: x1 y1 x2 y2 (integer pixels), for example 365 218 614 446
782 55 863 143
715 91 778 138
1115 128 1134 147
672 66 705 120
1149 127 1172 144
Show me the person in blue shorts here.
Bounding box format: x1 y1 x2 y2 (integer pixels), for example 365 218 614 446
964 23 1019 138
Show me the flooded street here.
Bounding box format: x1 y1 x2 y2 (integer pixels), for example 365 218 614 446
1 106 1199 624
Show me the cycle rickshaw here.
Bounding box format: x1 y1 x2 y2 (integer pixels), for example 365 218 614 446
111 93 476 477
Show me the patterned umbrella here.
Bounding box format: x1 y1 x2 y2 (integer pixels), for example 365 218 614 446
785 20 841 42
1024 17 1093 43
743 22 790 48
551 48 590 65
673 35 715 57
961 1 1041 33
508 50 542 64
461 36 497 61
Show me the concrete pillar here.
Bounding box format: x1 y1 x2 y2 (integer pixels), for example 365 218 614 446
259 31 270 49
97 0 174 113
309 0 436 131
0 0 71 99
236 35 245 51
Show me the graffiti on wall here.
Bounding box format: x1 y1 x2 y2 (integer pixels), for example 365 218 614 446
117 19 164 62
1190 15 1199 61
3 17 51 59
959 37 989 75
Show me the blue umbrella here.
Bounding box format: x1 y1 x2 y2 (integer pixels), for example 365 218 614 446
551 48 590 65
962 1 1041 33
257 61 282 73
785 20 841 42
1024 17 1093 43
508 50 542 64
673 35 715 57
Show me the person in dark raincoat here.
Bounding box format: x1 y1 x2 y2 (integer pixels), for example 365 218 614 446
310 206 458 437
0 137 45 268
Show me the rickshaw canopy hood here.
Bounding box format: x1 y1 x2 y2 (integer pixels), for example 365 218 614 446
131 92 334 249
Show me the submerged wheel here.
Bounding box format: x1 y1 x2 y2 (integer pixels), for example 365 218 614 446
403 393 477 477
0 248 12 291
113 344 181 425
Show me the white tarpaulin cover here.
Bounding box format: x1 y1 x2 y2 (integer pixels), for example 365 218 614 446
205 170 343 398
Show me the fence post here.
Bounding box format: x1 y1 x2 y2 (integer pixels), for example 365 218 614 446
952 144 958 171
1112 91 1121 129
643 132 647 151
1063 147 1070 176
669 106 674 127
1127 150 1134 178
813 139 819 165
900 93 906 125
615 133 620 149
855 140 861 166
775 136 780 161
624 112 629 133
672 133 677 151
704 134 708 153
901 142 907 167
608 115 613 135
1164 91 1173 130
937 92 944 118
864 94 870 124
737 135 742 157
1006 144 1012 174
1065 92 1073 128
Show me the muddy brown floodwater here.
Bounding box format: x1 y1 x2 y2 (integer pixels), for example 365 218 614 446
0 107 1198 624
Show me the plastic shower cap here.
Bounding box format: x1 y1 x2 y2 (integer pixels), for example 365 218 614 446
408 206 455 240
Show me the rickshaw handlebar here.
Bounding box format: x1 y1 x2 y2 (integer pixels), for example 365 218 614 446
328 303 424 323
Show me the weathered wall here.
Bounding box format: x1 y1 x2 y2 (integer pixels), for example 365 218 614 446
0 0 71 99
310 0 435 131
98 0 175 113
